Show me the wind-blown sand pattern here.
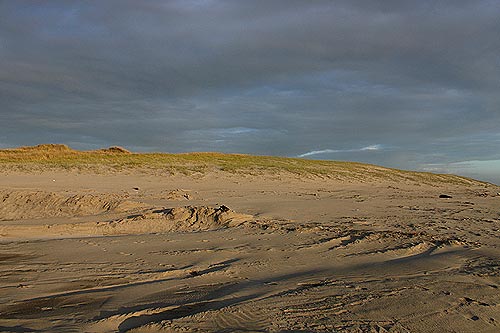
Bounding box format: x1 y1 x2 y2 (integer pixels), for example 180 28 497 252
0 146 499 332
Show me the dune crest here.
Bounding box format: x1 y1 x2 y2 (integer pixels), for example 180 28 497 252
0 144 484 185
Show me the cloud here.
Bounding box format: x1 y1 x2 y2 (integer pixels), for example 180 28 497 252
360 145 382 151
298 144 382 157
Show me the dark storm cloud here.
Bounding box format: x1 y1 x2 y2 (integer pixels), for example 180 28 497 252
1 1 499 182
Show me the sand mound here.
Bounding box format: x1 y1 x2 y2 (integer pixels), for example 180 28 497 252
0 190 145 221
115 205 252 232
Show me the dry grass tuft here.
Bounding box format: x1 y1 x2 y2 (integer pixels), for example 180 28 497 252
15 144 74 152
96 146 132 154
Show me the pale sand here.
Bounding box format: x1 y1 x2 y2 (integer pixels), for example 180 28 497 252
0 170 499 332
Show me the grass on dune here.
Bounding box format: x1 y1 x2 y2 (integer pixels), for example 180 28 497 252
0 144 483 185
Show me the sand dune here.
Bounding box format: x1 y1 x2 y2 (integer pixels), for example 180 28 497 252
0 148 499 332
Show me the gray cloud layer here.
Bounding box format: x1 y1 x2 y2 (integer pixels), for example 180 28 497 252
1 1 499 182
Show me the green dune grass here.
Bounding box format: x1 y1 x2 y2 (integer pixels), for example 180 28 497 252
0 144 484 185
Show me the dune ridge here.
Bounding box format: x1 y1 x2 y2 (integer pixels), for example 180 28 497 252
0 144 483 185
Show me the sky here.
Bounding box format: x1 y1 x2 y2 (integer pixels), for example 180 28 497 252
1 1 499 184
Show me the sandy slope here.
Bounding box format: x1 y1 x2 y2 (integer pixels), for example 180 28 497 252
0 170 499 332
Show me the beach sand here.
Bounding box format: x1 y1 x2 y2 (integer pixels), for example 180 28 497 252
0 169 499 332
